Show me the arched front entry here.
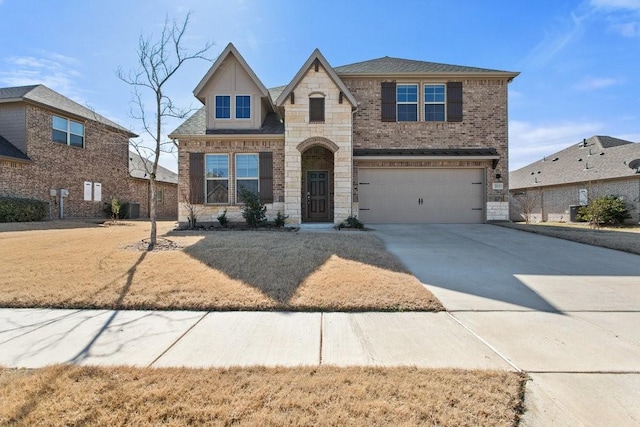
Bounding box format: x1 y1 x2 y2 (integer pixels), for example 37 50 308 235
297 138 338 222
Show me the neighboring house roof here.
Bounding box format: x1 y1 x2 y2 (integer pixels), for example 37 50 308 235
510 136 640 190
275 49 358 108
193 43 276 110
334 56 519 80
0 134 30 162
168 108 284 137
0 85 137 137
129 152 178 184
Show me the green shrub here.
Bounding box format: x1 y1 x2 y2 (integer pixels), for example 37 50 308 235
339 215 364 229
0 196 48 222
274 211 288 228
217 209 228 227
578 195 630 227
237 187 266 227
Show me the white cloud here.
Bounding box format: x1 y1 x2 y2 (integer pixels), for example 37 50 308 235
591 0 640 10
573 76 622 90
0 53 85 102
509 120 603 170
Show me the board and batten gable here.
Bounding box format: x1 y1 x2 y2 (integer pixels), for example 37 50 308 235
198 53 268 130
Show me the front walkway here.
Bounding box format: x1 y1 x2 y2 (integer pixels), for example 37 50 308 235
0 309 511 370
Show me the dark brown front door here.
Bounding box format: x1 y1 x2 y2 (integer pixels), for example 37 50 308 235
306 171 329 221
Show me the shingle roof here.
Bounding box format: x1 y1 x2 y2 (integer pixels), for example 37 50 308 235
168 109 284 137
334 56 518 77
0 134 30 162
510 136 640 189
0 85 136 136
129 152 178 184
268 86 286 103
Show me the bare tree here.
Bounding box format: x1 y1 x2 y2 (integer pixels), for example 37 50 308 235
117 12 212 250
511 190 541 224
180 184 202 229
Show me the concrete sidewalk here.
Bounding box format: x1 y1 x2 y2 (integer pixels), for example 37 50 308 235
0 308 513 370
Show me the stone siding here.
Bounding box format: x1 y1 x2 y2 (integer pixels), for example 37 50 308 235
282 65 353 225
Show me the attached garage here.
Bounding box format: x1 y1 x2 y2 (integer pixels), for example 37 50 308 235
358 168 485 224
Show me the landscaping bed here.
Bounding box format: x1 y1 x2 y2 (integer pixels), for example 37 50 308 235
0 365 525 426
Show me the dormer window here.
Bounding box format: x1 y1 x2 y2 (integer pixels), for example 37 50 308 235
309 97 325 123
235 95 251 119
215 95 231 119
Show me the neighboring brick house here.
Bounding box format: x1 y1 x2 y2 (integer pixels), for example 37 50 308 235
128 152 178 218
170 43 518 225
0 84 177 219
510 136 640 223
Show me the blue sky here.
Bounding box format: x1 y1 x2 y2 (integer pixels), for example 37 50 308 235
1 0 639 172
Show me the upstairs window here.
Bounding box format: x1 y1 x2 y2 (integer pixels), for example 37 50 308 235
424 84 446 121
52 115 84 147
236 153 259 202
205 154 229 203
396 84 418 121
309 97 325 123
215 95 231 119
235 95 251 119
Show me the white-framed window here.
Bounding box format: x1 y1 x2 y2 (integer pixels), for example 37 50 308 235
235 153 259 203
205 154 229 203
52 115 84 147
215 95 231 119
424 84 446 121
235 95 251 119
157 188 164 204
396 84 418 122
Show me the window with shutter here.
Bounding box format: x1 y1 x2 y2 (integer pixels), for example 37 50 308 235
189 153 205 204
259 152 273 203
309 97 325 123
381 82 396 122
447 82 463 122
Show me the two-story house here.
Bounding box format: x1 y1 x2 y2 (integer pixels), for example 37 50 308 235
0 84 178 219
170 43 519 225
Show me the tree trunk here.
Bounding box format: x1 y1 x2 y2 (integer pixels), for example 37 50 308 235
148 177 157 250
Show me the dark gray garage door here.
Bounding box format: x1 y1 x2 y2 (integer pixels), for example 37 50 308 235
358 168 485 223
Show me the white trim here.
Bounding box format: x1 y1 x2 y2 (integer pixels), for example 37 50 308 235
235 153 260 203
424 83 446 122
354 155 499 161
234 94 252 120
205 153 230 205
396 83 418 122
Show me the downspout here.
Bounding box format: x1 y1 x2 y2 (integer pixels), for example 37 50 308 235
350 105 359 219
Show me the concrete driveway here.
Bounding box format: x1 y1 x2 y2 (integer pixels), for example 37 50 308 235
372 224 640 426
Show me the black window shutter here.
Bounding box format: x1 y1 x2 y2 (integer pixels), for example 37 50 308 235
447 82 463 122
189 152 204 204
309 98 325 122
381 82 396 122
259 152 273 203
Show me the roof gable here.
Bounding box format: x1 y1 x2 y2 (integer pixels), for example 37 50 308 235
0 84 136 136
194 43 271 103
334 56 519 80
510 135 640 189
276 49 358 108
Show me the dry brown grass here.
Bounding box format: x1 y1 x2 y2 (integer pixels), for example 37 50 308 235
0 221 441 311
0 365 526 426
497 222 640 255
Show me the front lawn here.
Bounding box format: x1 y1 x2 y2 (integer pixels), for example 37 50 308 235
0 221 441 311
0 365 525 426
